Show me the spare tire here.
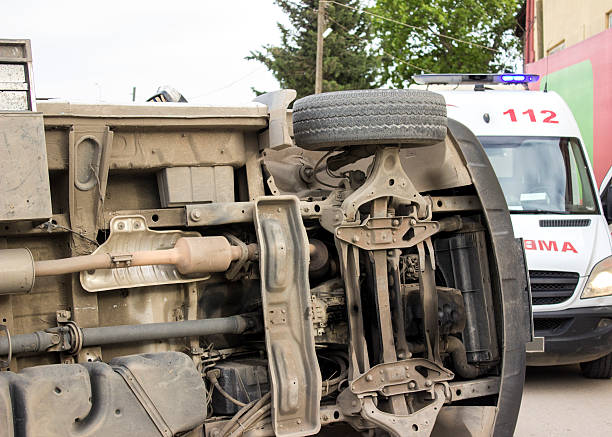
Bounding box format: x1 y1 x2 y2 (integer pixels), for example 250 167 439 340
292 89 447 150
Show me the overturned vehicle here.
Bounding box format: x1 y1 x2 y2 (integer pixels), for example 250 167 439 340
0 40 530 437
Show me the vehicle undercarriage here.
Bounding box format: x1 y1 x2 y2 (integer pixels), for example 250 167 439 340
0 43 531 437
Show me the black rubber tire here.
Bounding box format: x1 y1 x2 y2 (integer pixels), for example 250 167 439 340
292 89 447 150
580 352 612 378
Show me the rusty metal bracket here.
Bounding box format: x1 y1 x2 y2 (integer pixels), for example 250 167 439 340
110 253 133 268
223 233 251 281
298 189 347 233
350 358 453 398
360 384 447 437
341 147 432 222
45 311 75 357
186 202 254 227
335 241 370 380
253 89 296 150
335 216 439 251
254 196 322 437
447 376 500 402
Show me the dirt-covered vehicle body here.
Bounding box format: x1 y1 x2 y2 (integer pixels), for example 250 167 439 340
0 40 530 436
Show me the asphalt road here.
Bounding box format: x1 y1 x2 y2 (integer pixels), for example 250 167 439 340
515 365 612 436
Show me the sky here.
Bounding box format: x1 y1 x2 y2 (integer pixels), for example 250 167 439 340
3 0 287 104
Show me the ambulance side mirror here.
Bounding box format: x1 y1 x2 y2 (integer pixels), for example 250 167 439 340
606 185 612 223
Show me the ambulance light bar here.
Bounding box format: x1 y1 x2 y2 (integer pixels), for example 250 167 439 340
413 73 540 85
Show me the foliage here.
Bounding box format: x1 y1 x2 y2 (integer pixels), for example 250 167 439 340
371 0 524 87
248 0 380 98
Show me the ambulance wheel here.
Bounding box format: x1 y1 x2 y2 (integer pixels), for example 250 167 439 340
580 352 612 378
292 89 447 150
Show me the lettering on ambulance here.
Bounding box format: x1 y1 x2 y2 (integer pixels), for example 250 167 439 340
503 109 559 123
538 240 557 251
524 239 578 253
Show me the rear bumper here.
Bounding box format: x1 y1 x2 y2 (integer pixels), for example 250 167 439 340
527 305 612 366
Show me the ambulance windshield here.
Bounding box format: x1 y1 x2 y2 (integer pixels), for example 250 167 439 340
479 136 598 214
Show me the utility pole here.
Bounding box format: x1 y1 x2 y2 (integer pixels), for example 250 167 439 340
315 0 327 94
132 86 136 102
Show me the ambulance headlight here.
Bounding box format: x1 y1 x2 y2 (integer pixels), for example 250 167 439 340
582 256 612 298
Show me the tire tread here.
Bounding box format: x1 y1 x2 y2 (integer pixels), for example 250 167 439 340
292 89 447 150
580 352 612 379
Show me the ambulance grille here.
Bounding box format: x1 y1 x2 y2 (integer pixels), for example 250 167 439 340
539 219 591 227
529 270 579 305
533 317 571 332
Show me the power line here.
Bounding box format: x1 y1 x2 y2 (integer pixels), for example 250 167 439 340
326 15 434 73
190 66 266 100
323 0 503 53
379 49 435 74
274 0 434 74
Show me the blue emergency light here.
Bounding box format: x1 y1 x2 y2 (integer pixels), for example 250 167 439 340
500 74 539 83
413 73 540 85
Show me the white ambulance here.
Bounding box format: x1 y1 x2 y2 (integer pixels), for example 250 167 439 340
413 74 612 377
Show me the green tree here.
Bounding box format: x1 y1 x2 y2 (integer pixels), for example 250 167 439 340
248 0 380 98
371 0 523 87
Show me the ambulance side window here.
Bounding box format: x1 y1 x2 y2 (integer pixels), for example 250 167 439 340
567 142 587 206
561 139 596 212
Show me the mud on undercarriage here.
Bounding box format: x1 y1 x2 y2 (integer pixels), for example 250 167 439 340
0 40 531 437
